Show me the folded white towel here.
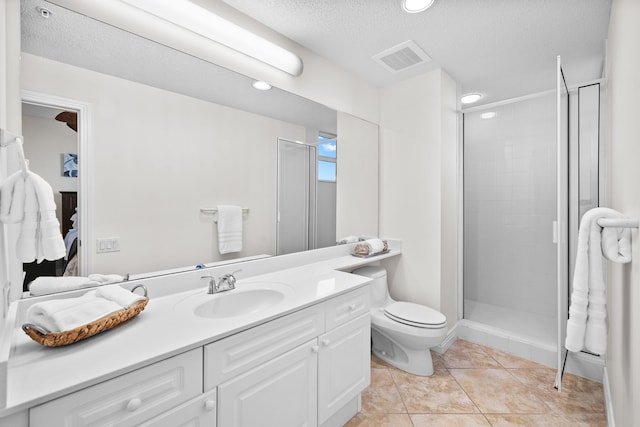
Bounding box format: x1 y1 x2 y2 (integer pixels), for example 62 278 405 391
26 291 123 333
88 274 125 285
565 207 630 355
365 238 385 254
28 276 100 296
95 284 145 309
217 205 243 254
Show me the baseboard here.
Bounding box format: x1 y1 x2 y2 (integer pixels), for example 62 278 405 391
603 367 615 427
433 323 457 354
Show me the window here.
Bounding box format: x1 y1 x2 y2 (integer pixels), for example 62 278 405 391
317 133 336 182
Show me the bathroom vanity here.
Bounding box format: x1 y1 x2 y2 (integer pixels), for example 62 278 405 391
0 242 400 427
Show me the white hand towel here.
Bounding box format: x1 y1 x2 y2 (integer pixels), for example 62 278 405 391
28 276 100 296
565 207 629 355
26 291 123 333
365 238 385 254
217 205 243 254
95 284 145 309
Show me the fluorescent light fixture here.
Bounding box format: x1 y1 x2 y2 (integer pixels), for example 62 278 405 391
118 0 303 76
402 0 436 13
461 93 483 104
252 80 272 91
481 111 496 119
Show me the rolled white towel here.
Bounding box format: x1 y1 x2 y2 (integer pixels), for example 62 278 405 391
95 284 145 309
353 238 388 256
26 291 122 333
28 276 99 296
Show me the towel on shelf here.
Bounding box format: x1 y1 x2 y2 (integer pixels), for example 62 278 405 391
353 238 388 256
26 290 123 333
28 276 100 296
565 207 631 355
95 284 146 309
217 205 243 254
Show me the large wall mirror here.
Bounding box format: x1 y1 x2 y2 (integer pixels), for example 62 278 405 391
16 0 379 297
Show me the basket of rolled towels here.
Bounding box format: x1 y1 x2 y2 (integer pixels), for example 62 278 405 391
352 238 389 257
22 285 148 347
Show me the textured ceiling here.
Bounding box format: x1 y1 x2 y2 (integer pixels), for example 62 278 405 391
20 0 338 134
223 0 612 105
22 0 612 114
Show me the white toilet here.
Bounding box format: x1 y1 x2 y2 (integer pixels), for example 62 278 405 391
352 266 447 376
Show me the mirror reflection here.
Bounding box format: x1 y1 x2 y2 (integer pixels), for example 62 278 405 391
19 0 341 295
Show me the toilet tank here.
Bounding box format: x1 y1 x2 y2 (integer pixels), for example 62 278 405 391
352 266 389 308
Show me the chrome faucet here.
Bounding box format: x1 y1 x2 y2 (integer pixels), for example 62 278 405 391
201 270 242 294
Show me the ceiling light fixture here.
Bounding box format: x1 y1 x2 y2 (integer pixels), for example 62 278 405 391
252 81 272 91
402 0 436 13
461 93 483 104
118 0 303 76
481 111 497 119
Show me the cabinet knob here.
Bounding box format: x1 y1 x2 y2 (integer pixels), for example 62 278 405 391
311 345 320 353
205 399 216 412
126 397 142 412
348 304 357 311
321 339 330 347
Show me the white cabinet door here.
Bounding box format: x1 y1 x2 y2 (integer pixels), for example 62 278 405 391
318 314 370 425
218 340 318 427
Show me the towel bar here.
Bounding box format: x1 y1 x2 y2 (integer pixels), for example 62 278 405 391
200 207 249 214
596 218 639 228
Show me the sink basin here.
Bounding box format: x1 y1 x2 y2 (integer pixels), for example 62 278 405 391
175 282 294 319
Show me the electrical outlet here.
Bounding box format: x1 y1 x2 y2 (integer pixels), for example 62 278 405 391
96 237 120 253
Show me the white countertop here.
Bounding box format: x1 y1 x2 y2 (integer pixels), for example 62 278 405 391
0 244 400 416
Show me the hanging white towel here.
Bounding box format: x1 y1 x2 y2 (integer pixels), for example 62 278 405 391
217 205 243 254
565 207 631 355
0 171 26 223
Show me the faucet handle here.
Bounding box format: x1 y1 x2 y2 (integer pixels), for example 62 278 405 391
222 269 242 288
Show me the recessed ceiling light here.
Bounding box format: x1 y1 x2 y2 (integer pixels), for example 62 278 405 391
252 81 272 91
461 93 483 104
402 0 436 13
481 112 497 119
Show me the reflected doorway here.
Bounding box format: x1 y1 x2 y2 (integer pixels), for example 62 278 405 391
20 100 83 292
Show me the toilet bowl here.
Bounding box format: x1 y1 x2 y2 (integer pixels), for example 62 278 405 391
352 266 447 376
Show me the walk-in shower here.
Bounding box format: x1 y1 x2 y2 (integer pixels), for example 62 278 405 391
460 59 603 384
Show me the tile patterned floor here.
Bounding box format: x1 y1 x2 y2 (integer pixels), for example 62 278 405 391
345 340 607 427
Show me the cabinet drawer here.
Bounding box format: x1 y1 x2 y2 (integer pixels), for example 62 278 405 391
139 389 216 427
30 349 203 427
324 286 370 331
205 304 324 389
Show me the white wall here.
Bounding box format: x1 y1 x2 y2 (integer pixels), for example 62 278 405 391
606 0 640 425
21 53 306 276
336 112 379 238
22 114 78 223
379 69 458 327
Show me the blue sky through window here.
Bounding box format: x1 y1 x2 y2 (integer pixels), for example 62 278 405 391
318 160 336 181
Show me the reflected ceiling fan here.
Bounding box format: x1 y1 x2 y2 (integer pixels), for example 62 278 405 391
55 111 77 132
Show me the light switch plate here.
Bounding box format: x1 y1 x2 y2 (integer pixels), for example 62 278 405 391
96 237 120 253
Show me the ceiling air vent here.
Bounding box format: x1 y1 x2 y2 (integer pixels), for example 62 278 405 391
372 40 431 73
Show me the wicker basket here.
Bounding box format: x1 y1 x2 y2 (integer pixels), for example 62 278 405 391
22 298 149 347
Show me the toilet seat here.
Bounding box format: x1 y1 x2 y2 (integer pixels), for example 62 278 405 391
384 302 446 329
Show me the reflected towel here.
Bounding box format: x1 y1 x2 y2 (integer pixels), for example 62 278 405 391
95 284 145 309
88 274 125 285
565 207 630 355
28 276 100 296
0 171 26 224
217 205 243 254
26 290 122 333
